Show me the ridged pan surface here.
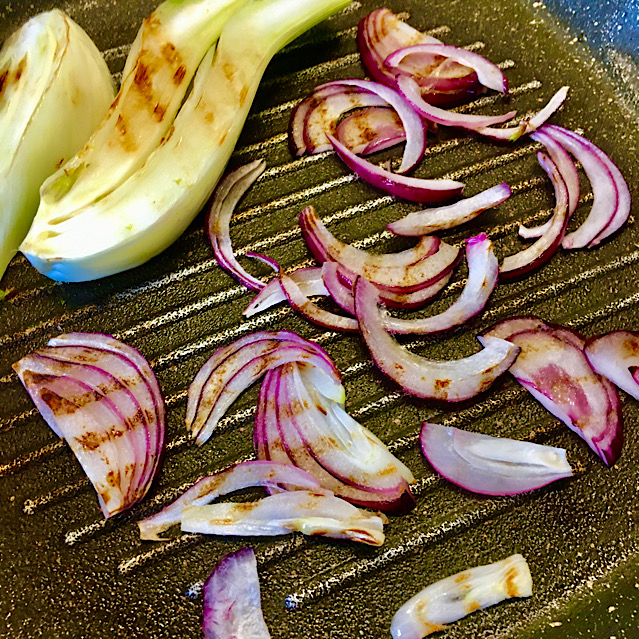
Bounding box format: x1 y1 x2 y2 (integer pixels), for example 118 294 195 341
0 0 637 637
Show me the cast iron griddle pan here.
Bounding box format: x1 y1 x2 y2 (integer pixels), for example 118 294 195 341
0 0 637 636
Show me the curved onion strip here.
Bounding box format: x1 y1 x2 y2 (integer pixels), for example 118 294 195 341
585 331 639 400
386 43 508 93
519 128 581 238
476 86 568 141
395 75 515 130
388 182 511 236
335 107 406 155
420 423 573 495
317 79 426 173
500 151 569 279
280 272 359 332
207 159 268 291
181 490 386 546
243 267 327 317
541 125 631 248
321 261 356 315
329 133 465 204
480 315 548 341
390 554 533 639
202 548 271 639
383 233 498 335
138 460 323 541
354 277 520 401
488 327 623 465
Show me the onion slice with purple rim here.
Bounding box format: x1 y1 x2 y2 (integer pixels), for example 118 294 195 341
207 159 268 291
390 554 533 639
354 277 520 401
181 490 387 546
382 233 498 335
585 331 639 400
388 182 511 236
202 548 271 639
138 460 324 541
420 422 573 495
335 106 407 155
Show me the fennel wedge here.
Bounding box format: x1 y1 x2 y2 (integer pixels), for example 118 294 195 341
0 10 114 281
21 0 351 282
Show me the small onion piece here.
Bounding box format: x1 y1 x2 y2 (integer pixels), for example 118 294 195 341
420 423 573 495
335 106 407 155
202 548 271 639
207 159 268 291
181 490 387 546
390 554 533 639
354 277 520 401
13 332 165 518
321 261 356 315
328 133 465 204
388 182 511 236
383 233 498 335
585 331 639 400
138 460 324 541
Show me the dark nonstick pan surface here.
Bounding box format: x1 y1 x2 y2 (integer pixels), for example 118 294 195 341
0 0 637 637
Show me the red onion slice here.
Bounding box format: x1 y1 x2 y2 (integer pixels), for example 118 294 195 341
541 125 631 248
388 182 511 236
138 460 323 541
317 79 426 173
181 490 387 546
500 151 569 279
387 43 508 93
328 133 465 204
202 548 271 639
335 106 407 155
207 160 269 291
585 331 639 400
383 233 498 335
243 267 327 317
354 277 520 401
420 422 573 495
321 261 356 315
390 554 533 639
487 327 623 465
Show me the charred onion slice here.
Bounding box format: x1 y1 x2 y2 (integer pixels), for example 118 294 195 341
13 332 164 518
207 159 268 291
335 106 406 155
390 554 533 638
420 422 573 495
354 277 519 401
500 151 569 279
483 327 623 465
585 331 639 400
388 182 511 236
202 548 271 639
181 490 387 546
138 460 324 541
328 133 465 204
383 233 498 335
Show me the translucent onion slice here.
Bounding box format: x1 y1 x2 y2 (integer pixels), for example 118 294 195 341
13 333 165 518
328 133 465 204
383 233 498 335
202 548 271 639
139 460 323 541
420 423 573 495
484 327 623 465
500 151 569 279
390 554 533 639
207 159 268 291
181 490 387 546
388 182 511 236
335 106 406 155
585 331 639 400
354 277 520 401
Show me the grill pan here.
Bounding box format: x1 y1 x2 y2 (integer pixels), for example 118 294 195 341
1 0 637 637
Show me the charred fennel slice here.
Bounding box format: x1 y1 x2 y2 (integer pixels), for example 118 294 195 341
0 9 114 281
20 0 351 282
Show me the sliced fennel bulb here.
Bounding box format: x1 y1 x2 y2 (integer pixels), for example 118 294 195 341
0 9 114 280
21 0 351 282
